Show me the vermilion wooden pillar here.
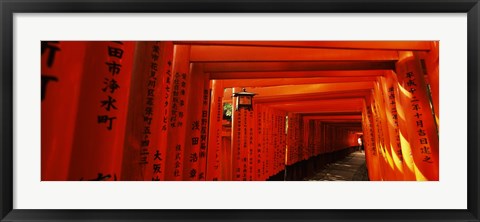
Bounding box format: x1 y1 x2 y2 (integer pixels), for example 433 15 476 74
271 111 277 176
336 126 341 151
274 110 287 176
275 110 281 175
348 130 357 148
362 102 375 180
206 80 224 181
239 107 250 180
298 116 305 164
365 97 383 181
273 109 284 177
247 106 256 180
290 113 299 166
197 72 211 181
295 114 301 164
418 42 439 128
279 111 284 178
331 125 337 152
279 112 287 175
253 104 261 180
392 70 418 181
380 73 411 180
307 120 315 159
300 116 304 160
285 113 292 166
262 107 270 179
182 64 208 180
259 105 268 180
395 51 439 181
41 41 87 181
231 87 242 180
302 117 309 160
121 42 173 181
262 106 270 178
156 42 175 180
373 80 397 180
371 100 388 181
314 120 320 155
362 110 379 181
335 125 340 151
307 119 315 155
164 45 191 181
290 113 298 165
272 110 279 175
221 134 232 181
68 41 135 181
315 121 320 155
324 124 331 154
321 120 327 155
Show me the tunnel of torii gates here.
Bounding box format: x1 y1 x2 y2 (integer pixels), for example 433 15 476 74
41 41 439 181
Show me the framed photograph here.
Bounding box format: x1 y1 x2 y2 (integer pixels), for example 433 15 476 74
1 0 479 221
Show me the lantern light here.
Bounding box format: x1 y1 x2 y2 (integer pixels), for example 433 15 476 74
232 88 256 111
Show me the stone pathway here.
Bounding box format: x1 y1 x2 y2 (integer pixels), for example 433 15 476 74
305 151 369 181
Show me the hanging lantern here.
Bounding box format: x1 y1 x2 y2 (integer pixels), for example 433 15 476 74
233 88 256 111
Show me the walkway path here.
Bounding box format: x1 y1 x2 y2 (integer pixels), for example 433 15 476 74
305 151 369 181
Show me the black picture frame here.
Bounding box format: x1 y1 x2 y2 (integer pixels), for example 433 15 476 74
1 0 479 221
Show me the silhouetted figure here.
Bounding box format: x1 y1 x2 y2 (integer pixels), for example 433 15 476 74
357 137 363 153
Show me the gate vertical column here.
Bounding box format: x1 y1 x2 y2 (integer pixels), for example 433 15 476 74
41 41 87 181
69 41 135 181
395 51 439 181
164 45 191 181
206 80 224 180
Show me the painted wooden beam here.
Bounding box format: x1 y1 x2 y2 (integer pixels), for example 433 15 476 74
221 77 377 87
203 61 395 73
247 82 373 98
303 115 362 121
175 41 432 51
210 70 386 79
266 98 364 113
254 89 371 104
190 45 399 62
302 112 362 117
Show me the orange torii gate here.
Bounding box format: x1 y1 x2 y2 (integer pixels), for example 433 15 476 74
41 41 439 181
